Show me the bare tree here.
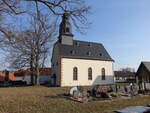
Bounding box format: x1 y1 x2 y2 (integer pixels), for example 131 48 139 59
0 0 90 35
27 0 91 32
2 14 56 85
0 0 24 41
0 0 90 55
0 0 22 14
120 67 135 73
0 0 90 84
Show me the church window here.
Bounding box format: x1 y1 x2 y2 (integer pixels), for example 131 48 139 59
73 67 78 80
66 27 70 32
70 50 75 55
99 53 102 56
87 51 91 56
88 68 92 80
102 68 106 80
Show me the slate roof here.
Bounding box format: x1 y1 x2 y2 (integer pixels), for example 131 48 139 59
56 40 114 61
136 61 150 77
142 62 150 72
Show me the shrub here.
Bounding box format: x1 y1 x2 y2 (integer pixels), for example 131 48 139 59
109 93 118 97
138 90 145 94
100 92 109 98
9 81 27 86
145 89 150 94
138 89 150 94
108 86 113 92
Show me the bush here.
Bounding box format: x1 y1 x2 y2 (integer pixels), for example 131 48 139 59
108 86 113 92
109 93 118 97
138 89 150 94
145 89 150 94
100 92 109 98
0 81 12 87
138 90 144 94
9 81 27 86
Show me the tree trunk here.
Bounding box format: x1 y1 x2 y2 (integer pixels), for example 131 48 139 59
30 53 34 85
35 64 40 85
35 45 40 85
35 1 40 86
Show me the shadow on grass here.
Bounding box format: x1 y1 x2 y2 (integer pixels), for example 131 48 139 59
0 84 33 88
44 94 72 102
45 94 69 99
41 84 58 88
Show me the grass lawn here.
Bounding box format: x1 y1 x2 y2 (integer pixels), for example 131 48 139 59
0 86 149 113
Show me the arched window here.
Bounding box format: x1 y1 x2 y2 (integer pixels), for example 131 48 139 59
87 51 91 56
66 27 70 32
102 68 105 80
73 67 78 80
88 68 92 80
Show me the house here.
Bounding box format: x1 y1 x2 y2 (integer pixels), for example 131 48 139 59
14 68 51 85
136 62 150 89
0 70 15 82
114 71 136 83
51 13 114 87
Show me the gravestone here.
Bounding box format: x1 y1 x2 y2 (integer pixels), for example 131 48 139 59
146 83 150 90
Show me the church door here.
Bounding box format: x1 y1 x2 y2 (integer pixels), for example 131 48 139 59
53 74 56 86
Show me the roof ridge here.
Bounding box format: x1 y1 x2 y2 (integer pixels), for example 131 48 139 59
74 40 102 45
142 61 150 63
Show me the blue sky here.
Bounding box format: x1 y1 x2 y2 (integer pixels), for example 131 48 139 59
75 0 150 70
1 0 150 71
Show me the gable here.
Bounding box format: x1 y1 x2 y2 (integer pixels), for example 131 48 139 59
143 62 150 72
136 62 150 77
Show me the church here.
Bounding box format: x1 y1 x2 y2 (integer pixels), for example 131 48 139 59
51 13 114 87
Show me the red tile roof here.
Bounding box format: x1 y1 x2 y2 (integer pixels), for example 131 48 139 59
0 72 16 81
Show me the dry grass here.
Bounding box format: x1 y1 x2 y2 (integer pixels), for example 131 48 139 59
0 86 149 113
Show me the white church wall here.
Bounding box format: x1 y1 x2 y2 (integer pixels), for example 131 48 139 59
61 58 114 87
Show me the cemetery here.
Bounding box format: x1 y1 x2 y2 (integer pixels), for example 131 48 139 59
0 86 149 113
61 84 150 103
